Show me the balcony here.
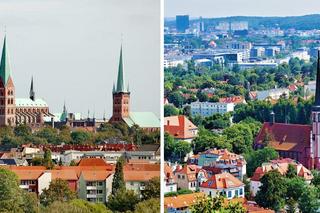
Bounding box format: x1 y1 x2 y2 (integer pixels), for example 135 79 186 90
86 186 97 190
20 185 29 189
87 194 97 198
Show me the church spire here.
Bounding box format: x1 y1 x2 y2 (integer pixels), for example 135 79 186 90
30 76 35 101
313 50 320 110
115 44 127 93
0 36 12 86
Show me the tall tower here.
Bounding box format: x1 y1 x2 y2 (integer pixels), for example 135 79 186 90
0 36 15 126
311 50 320 169
109 45 130 123
29 76 35 101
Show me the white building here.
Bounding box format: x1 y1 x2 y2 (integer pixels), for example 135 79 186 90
199 173 245 199
190 101 234 117
164 59 185 68
256 88 290 100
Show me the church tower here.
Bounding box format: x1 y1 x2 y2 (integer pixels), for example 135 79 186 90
311 50 320 169
29 76 35 101
0 36 15 126
109 45 130 123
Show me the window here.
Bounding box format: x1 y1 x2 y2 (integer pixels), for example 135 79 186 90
239 188 243 195
235 189 238 196
228 191 232 198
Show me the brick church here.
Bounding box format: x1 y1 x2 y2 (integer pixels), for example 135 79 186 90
109 45 160 132
255 51 320 170
0 36 52 128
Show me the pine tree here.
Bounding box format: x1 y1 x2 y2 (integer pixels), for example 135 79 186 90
112 157 125 195
43 149 53 169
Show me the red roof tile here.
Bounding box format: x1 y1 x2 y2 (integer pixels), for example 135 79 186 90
164 115 197 139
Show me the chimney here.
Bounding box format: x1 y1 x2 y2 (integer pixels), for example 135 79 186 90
270 111 275 124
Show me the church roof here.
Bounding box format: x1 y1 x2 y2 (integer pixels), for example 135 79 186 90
15 98 48 107
115 45 128 93
255 122 311 152
0 36 12 86
123 112 160 128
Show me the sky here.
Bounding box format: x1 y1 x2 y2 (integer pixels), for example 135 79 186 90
0 0 160 118
165 0 320 18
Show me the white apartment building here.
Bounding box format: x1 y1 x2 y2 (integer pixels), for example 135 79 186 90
190 101 234 117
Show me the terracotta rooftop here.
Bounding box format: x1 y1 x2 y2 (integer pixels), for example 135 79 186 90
175 165 198 182
219 96 245 104
164 115 197 139
164 192 205 209
78 158 108 167
80 170 113 181
50 170 78 180
124 170 160 182
124 163 160 171
200 172 244 189
13 170 44 180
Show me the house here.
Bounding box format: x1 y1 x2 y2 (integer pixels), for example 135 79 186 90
196 149 246 180
164 115 198 142
199 172 245 199
174 165 198 191
164 163 177 194
78 170 114 203
124 170 159 196
250 158 313 196
256 88 289 100
164 192 206 213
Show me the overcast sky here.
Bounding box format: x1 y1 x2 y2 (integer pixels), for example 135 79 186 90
0 0 160 118
165 0 320 18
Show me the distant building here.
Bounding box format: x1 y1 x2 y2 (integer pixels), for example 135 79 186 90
176 15 189 33
164 59 185 68
219 96 246 105
230 21 248 31
237 62 278 70
199 173 245 199
250 47 265 58
190 101 234 117
0 36 53 127
256 88 290 101
174 164 198 191
164 115 198 142
291 50 310 62
310 47 320 58
265 47 280 57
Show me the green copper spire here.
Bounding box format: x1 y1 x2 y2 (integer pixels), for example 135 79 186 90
0 36 11 86
115 45 127 93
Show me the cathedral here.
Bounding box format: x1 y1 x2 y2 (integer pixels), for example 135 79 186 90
109 45 160 132
0 36 52 127
255 50 320 170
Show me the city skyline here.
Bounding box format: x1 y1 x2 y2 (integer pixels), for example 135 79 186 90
0 0 160 118
165 0 320 18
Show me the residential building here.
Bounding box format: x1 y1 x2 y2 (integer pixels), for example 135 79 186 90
256 88 290 100
219 96 246 105
199 173 245 199
237 62 278 70
164 163 177 194
78 170 113 203
164 115 198 142
174 165 198 191
190 101 234 117
250 158 313 196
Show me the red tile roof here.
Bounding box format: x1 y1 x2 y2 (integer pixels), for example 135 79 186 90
124 170 160 182
81 170 113 181
78 158 108 167
164 115 197 139
255 122 311 152
175 165 198 182
164 192 205 209
200 173 244 189
219 96 245 104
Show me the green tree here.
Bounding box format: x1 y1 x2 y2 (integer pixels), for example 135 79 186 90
40 179 76 206
21 192 39 213
298 186 320 213
112 157 125 195
43 149 54 169
164 105 179 117
134 198 160 213
164 133 175 161
71 131 92 144
0 168 25 213
174 140 192 161
69 199 112 213
286 164 297 178
141 177 160 200
245 147 279 177
14 124 32 137
107 189 140 212
255 170 287 211
285 177 306 213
